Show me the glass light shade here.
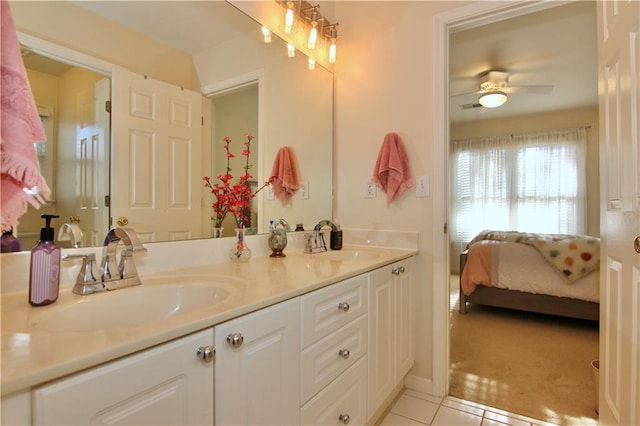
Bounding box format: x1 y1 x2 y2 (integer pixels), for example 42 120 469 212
329 40 337 64
308 57 316 70
287 43 295 58
308 22 318 49
479 91 507 108
261 26 271 43
284 2 294 34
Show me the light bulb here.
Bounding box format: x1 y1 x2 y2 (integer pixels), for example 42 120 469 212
308 21 318 49
308 57 316 70
261 26 271 43
329 39 337 63
284 2 294 34
287 43 295 58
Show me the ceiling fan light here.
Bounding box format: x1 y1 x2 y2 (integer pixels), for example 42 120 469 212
479 91 507 108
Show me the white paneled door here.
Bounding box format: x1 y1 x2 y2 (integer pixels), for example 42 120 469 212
111 67 203 243
76 78 110 247
597 1 640 425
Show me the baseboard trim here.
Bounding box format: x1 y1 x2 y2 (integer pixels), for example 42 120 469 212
404 374 439 397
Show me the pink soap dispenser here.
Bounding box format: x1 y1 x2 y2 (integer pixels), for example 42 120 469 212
29 214 61 306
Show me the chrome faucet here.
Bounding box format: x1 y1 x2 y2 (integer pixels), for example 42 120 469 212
304 220 340 254
100 227 147 290
65 227 146 295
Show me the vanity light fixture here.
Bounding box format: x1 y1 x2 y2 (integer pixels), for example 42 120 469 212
478 91 508 108
308 57 316 70
287 43 296 58
261 26 272 43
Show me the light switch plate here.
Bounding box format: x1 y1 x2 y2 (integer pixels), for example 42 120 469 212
266 186 275 200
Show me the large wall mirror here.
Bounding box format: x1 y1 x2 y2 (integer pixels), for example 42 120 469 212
10 0 333 250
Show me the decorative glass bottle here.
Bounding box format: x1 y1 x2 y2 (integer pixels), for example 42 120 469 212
229 227 252 262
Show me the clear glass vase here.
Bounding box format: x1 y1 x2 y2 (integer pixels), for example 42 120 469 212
212 227 224 238
229 228 252 262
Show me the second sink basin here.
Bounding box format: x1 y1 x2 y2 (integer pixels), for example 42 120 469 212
29 276 235 332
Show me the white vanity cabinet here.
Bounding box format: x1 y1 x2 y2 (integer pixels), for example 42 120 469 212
31 328 215 425
299 274 369 425
214 298 300 426
368 257 415 418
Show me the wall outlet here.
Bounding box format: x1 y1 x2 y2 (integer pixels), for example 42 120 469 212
365 181 377 198
299 181 309 199
416 175 429 197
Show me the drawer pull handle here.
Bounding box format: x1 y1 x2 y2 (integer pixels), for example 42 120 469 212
196 345 216 362
338 302 350 312
339 413 350 424
227 332 244 348
338 349 350 359
392 265 406 276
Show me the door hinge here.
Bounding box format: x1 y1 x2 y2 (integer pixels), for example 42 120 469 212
201 116 204 126
104 195 110 207
105 100 112 113
443 223 448 234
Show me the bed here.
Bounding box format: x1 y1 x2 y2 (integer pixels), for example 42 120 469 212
459 230 600 321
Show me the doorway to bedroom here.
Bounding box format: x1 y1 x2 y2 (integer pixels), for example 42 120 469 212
447 2 600 424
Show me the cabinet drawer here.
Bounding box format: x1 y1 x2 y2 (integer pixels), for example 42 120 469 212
301 314 368 403
301 274 368 348
300 355 368 425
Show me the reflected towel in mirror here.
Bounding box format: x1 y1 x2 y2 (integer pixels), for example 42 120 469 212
270 146 300 206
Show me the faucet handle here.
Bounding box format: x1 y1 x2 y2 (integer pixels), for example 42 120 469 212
63 253 106 295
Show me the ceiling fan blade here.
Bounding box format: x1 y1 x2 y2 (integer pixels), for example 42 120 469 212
508 85 554 94
450 90 483 98
459 103 483 110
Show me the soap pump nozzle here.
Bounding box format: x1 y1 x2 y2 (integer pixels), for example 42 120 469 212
39 214 60 242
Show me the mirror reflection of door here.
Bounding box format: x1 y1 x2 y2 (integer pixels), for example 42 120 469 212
111 66 203 243
75 78 110 247
21 48 111 249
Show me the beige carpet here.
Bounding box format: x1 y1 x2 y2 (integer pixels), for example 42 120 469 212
449 276 599 425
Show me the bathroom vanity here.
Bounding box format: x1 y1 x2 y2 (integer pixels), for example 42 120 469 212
1 233 417 425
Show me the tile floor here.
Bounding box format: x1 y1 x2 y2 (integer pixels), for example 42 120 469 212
380 389 558 426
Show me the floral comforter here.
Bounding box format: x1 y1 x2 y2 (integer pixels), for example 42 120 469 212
467 230 600 283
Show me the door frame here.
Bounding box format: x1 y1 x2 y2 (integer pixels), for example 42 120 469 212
431 0 576 397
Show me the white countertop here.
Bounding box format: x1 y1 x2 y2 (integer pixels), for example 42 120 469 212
1 242 416 396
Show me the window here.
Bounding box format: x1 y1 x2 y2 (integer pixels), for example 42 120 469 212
450 128 587 249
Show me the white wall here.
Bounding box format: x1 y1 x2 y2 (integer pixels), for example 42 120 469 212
333 1 469 383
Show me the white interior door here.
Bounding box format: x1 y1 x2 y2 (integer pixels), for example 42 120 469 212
597 1 640 425
76 78 110 247
111 67 203 242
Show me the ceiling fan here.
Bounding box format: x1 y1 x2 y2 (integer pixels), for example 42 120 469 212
454 70 554 110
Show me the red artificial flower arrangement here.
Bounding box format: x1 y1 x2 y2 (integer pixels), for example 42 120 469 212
203 133 274 229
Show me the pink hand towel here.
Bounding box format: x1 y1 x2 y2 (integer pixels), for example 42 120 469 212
1 0 51 232
371 132 413 206
270 146 300 206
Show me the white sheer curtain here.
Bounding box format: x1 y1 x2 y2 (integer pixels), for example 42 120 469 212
449 128 587 271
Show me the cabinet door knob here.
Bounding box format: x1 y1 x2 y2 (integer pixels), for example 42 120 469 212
196 345 216 362
338 349 350 359
227 332 244 348
392 265 406 275
338 302 350 312
339 413 350 424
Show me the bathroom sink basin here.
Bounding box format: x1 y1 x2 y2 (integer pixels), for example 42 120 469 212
322 248 381 261
29 276 234 332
